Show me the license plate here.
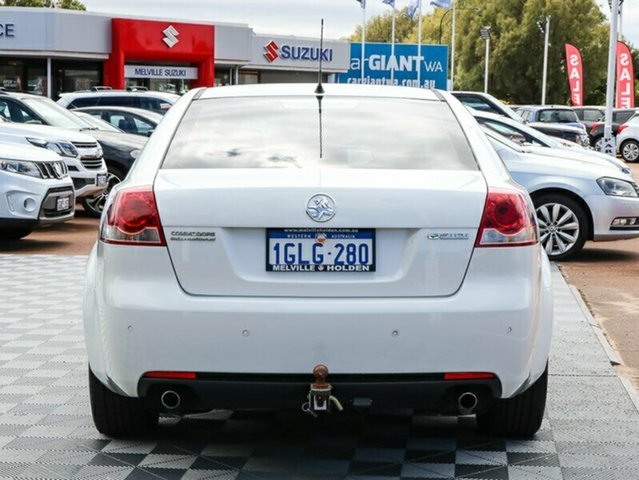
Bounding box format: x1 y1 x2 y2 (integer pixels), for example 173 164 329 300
97 174 107 187
56 196 70 211
266 228 376 272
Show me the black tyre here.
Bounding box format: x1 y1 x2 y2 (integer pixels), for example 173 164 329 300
81 166 125 218
0 228 33 241
533 193 588 261
620 139 639 163
476 367 547 438
89 367 158 437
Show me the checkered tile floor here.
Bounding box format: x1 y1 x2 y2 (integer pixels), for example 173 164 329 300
1 254 639 479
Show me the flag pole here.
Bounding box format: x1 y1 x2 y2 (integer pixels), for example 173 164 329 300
361 3 366 82
417 0 423 87
390 2 396 83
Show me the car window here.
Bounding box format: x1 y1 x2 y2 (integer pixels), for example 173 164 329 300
614 111 634 123
164 97 478 171
139 97 168 113
519 110 530 121
455 95 502 115
106 113 138 134
21 97 88 129
583 109 604 122
538 109 579 123
1 99 38 123
132 116 154 134
573 109 584 120
99 96 138 108
69 97 100 108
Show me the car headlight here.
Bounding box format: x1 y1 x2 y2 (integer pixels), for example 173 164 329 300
597 177 639 197
26 137 78 158
0 159 41 178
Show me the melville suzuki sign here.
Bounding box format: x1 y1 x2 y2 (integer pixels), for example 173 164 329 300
337 43 448 90
263 40 334 63
125 65 198 80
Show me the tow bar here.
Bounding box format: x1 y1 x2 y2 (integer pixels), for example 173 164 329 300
302 364 344 417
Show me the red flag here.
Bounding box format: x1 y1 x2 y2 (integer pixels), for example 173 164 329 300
565 44 583 107
616 41 635 109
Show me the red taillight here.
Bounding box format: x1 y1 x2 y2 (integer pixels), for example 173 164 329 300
101 187 166 246
475 189 538 248
144 371 197 380
590 122 602 135
618 124 629 135
444 372 496 381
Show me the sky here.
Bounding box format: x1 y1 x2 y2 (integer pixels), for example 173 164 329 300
81 0 638 46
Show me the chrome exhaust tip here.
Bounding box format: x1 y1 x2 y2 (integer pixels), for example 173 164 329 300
160 390 181 410
458 392 478 415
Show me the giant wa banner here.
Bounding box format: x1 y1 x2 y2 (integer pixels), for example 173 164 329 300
336 43 448 90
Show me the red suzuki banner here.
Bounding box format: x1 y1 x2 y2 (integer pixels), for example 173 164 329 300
616 41 635 109
565 44 584 106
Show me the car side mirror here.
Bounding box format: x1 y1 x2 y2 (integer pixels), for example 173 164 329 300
509 133 527 144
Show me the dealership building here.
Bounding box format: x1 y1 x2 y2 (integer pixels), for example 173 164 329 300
0 7 351 98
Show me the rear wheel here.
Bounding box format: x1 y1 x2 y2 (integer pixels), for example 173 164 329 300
476 367 547 438
593 136 603 151
81 166 125 218
533 194 588 261
89 367 158 437
0 228 33 241
621 140 639 163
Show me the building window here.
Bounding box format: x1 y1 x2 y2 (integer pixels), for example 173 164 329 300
239 71 259 85
53 60 103 99
0 58 47 95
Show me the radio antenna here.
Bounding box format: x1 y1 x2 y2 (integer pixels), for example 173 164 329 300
315 19 325 95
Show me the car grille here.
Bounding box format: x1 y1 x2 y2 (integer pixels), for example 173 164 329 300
81 158 104 169
72 141 99 149
35 161 68 180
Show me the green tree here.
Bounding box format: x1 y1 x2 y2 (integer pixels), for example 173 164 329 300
0 0 85 9
349 0 611 105
348 7 417 43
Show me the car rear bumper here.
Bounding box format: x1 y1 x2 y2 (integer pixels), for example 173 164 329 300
587 194 639 241
84 244 553 403
137 373 502 414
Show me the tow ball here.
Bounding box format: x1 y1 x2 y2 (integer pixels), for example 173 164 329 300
302 364 344 417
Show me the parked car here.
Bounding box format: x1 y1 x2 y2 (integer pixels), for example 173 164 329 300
587 109 638 150
85 84 553 439
474 111 613 159
73 106 162 137
517 105 585 131
0 142 74 241
0 122 107 201
455 94 589 146
0 90 147 216
72 111 124 133
484 128 639 260
572 106 605 133
616 115 639 163
528 122 590 147
451 91 523 122
57 89 179 114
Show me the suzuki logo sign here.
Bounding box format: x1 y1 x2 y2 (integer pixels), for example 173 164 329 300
263 40 333 63
162 25 180 48
264 41 279 62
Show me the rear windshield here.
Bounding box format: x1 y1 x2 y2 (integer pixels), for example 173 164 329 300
537 109 579 123
162 96 478 170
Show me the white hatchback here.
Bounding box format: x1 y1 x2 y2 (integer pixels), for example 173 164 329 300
84 85 553 439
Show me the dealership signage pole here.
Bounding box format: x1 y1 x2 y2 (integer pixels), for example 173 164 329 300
417 0 423 87
357 0 367 82
480 26 491 93
540 16 550 105
602 0 619 156
451 1 456 89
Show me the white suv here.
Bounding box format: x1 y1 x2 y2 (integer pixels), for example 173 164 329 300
0 123 108 200
58 90 179 115
0 142 75 240
617 115 639 162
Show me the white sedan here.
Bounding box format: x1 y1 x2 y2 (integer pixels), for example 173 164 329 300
485 129 639 260
84 85 553 439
